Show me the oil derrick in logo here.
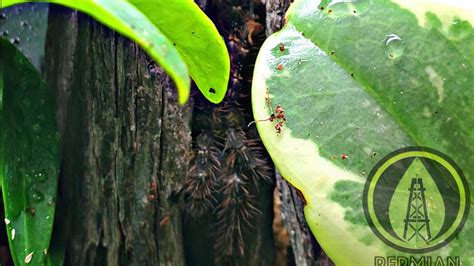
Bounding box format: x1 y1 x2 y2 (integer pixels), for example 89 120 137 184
363 147 470 253
403 178 431 242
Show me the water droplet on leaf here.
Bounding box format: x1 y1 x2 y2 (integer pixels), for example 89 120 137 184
10 37 21 44
32 123 40 133
384 34 404 59
34 171 48 183
31 190 45 203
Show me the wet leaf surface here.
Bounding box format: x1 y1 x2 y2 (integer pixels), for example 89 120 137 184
1 39 60 266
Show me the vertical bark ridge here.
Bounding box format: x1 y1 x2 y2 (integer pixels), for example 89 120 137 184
44 7 191 266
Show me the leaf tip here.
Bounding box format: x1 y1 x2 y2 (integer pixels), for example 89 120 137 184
177 81 191 105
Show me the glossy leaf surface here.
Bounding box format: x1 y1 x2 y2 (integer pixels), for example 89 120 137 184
1 39 60 266
130 0 230 103
252 1 474 264
3 0 230 104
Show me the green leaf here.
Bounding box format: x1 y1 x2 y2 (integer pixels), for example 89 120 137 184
3 0 230 104
1 39 60 265
11 0 190 103
130 0 230 103
252 0 474 264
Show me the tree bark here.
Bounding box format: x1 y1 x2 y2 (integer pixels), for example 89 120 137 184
44 7 191 265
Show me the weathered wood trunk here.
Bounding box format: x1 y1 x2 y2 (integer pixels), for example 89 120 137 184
44 7 190 265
